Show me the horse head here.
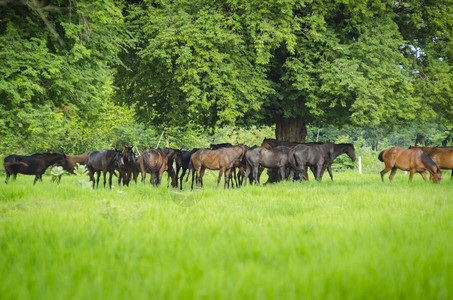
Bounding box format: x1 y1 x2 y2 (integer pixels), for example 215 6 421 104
114 149 125 168
122 146 135 165
347 144 357 162
430 168 442 184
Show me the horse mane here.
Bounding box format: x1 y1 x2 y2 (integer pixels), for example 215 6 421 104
420 152 439 172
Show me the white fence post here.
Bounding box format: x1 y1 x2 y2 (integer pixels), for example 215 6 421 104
358 156 362 174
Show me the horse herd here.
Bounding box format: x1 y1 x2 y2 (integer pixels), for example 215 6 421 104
3 138 452 188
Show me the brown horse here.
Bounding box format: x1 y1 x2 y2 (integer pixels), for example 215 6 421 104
190 144 245 189
262 138 300 149
53 152 89 182
138 148 178 186
409 146 453 179
378 147 442 183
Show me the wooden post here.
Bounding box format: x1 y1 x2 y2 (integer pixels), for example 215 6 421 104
358 156 362 174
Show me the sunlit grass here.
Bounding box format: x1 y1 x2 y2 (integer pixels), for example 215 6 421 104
0 170 452 299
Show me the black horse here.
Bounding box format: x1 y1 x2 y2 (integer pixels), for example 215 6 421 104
311 143 356 181
243 146 292 186
86 150 123 189
4 153 68 184
289 143 334 181
117 147 136 187
175 148 200 190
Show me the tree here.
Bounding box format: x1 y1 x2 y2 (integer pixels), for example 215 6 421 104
115 0 452 142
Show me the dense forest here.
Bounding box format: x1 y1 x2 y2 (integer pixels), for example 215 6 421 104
1 0 452 155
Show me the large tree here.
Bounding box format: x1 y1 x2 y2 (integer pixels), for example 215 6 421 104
118 0 452 141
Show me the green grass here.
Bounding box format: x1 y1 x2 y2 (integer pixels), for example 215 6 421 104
0 170 452 299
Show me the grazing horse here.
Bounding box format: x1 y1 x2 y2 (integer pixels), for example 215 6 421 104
117 147 136 186
378 147 442 183
409 146 453 179
175 148 200 190
288 143 334 181
190 145 245 189
4 153 68 184
243 146 292 186
139 148 178 186
86 150 124 189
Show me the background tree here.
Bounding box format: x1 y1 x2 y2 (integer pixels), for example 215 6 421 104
114 0 452 142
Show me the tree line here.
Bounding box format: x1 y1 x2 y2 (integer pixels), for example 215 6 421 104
1 0 452 155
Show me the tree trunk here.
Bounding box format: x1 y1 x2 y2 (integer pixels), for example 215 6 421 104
275 116 307 142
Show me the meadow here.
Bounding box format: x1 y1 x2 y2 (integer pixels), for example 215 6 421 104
0 161 452 299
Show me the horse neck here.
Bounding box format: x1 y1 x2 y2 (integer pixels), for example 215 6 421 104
333 144 351 160
41 154 65 166
421 153 438 174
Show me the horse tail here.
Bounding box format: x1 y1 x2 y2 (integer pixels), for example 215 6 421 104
378 150 385 162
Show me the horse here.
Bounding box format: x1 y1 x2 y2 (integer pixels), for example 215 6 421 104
190 144 245 189
117 147 136 186
138 148 178 186
86 150 124 189
163 148 182 188
316 143 356 181
175 148 200 190
378 147 442 183
209 143 245 188
288 143 334 181
243 146 292 186
4 153 68 184
409 146 453 179
51 152 89 183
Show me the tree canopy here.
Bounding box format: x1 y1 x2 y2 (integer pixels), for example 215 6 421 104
114 0 453 141
0 0 452 152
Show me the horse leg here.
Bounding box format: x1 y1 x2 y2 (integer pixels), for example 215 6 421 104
420 171 428 182
224 168 231 189
103 170 107 188
200 167 206 188
191 169 195 190
33 175 39 185
5 171 10 184
388 167 398 181
109 171 113 189
315 163 323 181
179 169 185 190
217 169 224 187
279 166 286 181
380 165 393 182
408 169 416 181
253 165 260 186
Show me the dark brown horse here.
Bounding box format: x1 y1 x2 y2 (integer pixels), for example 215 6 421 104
288 143 334 181
409 146 453 179
243 146 292 186
86 150 124 189
190 145 245 189
138 148 178 186
4 153 68 184
378 147 442 183
117 147 136 186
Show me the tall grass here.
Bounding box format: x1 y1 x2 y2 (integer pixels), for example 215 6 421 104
0 171 452 299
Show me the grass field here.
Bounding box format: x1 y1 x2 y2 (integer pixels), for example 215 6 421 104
0 167 452 299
